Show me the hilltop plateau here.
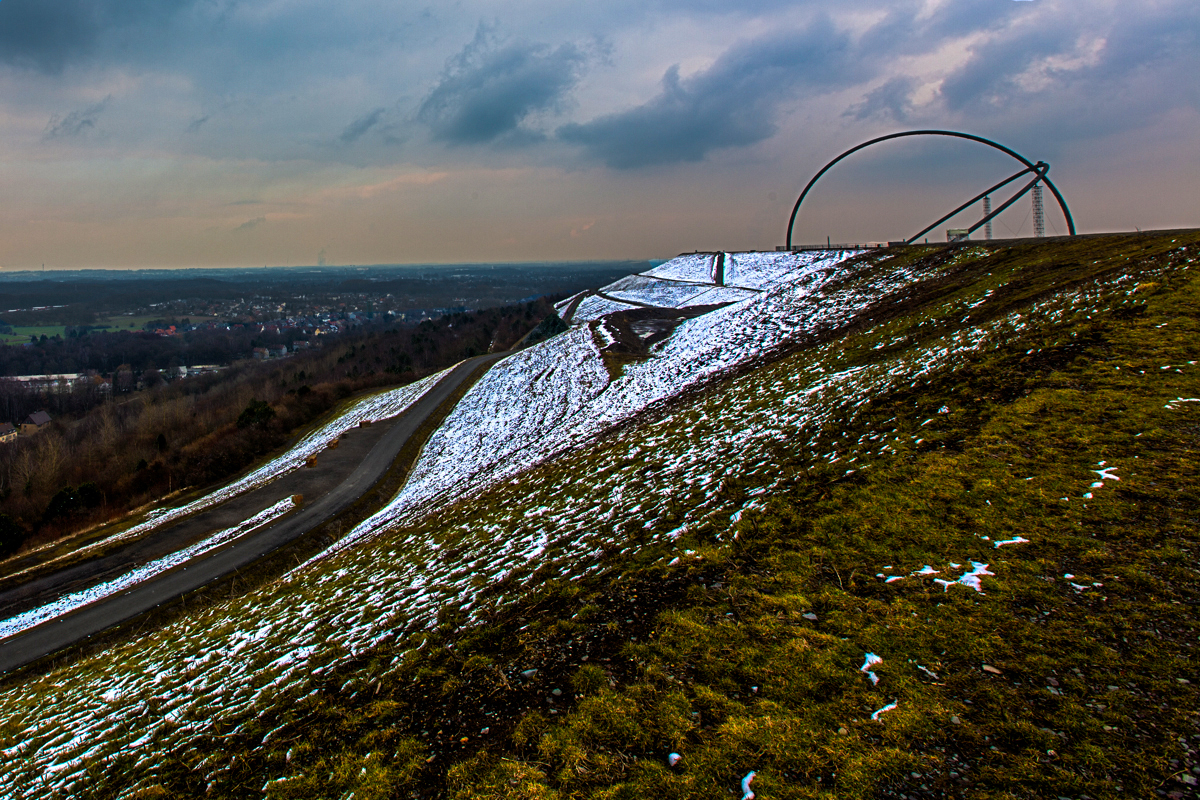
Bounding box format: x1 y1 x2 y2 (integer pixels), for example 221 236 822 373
0 231 1197 799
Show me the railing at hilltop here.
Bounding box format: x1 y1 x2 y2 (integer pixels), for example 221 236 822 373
775 243 887 251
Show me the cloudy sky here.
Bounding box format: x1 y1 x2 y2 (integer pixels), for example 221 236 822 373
0 0 1196 268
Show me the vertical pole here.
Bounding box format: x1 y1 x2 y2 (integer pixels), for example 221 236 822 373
983 196 993 240
827 235 830 249
1032 183 1045 238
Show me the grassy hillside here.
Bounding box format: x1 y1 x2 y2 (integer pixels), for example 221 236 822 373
2 232 1197 799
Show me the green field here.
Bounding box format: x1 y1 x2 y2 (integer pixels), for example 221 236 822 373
0 316 221 345
0 325 68 346
95 314 170 330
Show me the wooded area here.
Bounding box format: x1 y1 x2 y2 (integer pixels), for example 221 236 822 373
0 298 560 556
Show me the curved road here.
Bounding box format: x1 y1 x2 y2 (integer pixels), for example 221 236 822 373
0 352 506 674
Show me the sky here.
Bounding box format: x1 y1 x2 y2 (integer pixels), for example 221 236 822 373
0 0 1196 268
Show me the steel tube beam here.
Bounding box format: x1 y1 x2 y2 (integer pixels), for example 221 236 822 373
965 165 1048 238
904 164 1041 244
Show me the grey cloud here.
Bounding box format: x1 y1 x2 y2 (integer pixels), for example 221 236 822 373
0 0 196 73
558 19 860 169
1092 3 1200 107
933 0 1200 143
846 76 917 122
418 27 587 145
939 26 1072 112
340 108 386 143
0 1 103 72
186 114 210 133
43 96 111 139
234 216 266 232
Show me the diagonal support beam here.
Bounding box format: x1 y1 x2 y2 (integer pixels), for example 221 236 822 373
905 165 1041 245
964 164 1049 238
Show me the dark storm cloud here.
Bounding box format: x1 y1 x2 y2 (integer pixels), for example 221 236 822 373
0 0 195 72
846 76 917 122
0 0 103 72
43 96 110 139
418 28 587 145
557 18 861 169
340 108 387 143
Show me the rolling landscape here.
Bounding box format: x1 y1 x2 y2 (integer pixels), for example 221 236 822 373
0 0 1196 797
0 230 1196 798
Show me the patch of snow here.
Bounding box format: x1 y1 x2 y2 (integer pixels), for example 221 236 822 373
861 653 882 685
871 701 898 720
993 537 1029 548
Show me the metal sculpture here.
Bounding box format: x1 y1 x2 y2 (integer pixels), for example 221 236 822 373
784 130 1075 248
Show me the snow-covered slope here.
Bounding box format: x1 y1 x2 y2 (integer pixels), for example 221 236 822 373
326 249 866 555
643 253 716 283
564 250 858 323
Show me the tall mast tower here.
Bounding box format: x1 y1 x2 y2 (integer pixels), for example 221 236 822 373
983 195 993 240
1032 182 1045 238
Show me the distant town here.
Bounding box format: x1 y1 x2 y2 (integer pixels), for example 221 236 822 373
0 261 643 439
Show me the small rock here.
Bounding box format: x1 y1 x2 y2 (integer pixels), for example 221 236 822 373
480 727 490 735
802 612 819 621
667 752 682 767
551 688 563 697
1182 775 1197 787
1177 678 1190 684
521 669 538 679
1047 677 1060 687
950 716 961 725
982 664 1002 675
837 727 849 735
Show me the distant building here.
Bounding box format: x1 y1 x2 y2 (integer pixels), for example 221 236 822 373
268 345 288 358
292 340 311 351
20 410 51 435
0 373 88 392
252 347 269 360
947 228 970 242
0 422 16 444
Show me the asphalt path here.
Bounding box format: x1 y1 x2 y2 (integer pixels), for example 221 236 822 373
0 352 506 674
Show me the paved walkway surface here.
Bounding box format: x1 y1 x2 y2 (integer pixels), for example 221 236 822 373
0 353 504 674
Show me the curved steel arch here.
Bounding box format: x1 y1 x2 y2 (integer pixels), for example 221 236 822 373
785 130 1075 248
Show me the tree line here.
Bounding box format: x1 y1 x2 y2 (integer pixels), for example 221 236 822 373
0 297 562 557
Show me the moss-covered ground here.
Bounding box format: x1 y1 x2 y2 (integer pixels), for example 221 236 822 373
31 232 1200 799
